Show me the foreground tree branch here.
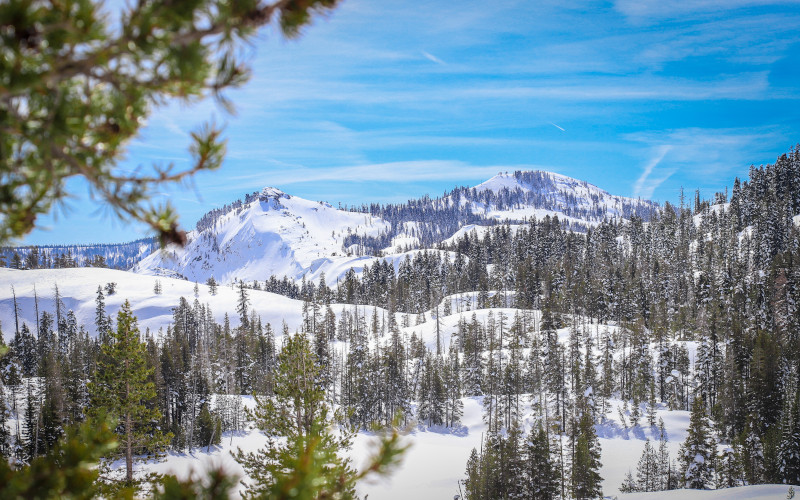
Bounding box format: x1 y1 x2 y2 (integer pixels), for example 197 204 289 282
0 0 339 245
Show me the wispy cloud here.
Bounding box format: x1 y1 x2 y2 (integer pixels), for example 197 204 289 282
422 51 447 65
627 127 787 177
229 160 555 187
614 0 800 24
633 146 673 198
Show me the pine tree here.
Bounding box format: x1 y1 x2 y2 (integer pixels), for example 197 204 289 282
236 332 358 498
523 424 559 499
777 396 800 485
572 410 603 499
417 353 445 427
656 418 676 490
717 444 744 488
206 276 218 295
94 286 111 341
22 380 42 462
679 396 717 489
740 416 765 484
197 402 222 451
236 281 250 330
634 439 660 492
619 469 637 493
464 447 483 500
88 300 170 484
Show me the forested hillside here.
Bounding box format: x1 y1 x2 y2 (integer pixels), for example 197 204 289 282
0 238 157 271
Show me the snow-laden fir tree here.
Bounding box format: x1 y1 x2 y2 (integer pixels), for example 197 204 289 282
679 396 717 489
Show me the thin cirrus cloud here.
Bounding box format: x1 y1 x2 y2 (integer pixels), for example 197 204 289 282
633 146 674 199
234 71 767 104
228 161 552 187
614 0 800 23
626 127 791 200
422 51 447 65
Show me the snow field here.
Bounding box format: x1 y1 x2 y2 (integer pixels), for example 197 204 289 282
0 267 408 341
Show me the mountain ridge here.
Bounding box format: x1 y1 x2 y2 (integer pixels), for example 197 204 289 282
4 169 659 283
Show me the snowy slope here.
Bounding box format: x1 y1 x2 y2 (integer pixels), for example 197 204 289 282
621 485 798 499
118 394 788 500
466 171 656 225
0 267 402 341
0 268 303 339
0 270 783 499
127 172 658 286
133 188 392 284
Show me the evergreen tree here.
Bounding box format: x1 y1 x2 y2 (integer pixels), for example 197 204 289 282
235 332 369 499
634 439 659 492
572 410 603 499
22 380 43 462
777 396 800 485
679 396 717 489
717 444 744 488
523 424 559 499
94 286 111 341
417 353 446 427
88 300 170 484
572 412 603 499
236 281 250 330
206 276 219 295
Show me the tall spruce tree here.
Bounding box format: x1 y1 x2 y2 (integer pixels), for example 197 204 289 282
523 424 559 499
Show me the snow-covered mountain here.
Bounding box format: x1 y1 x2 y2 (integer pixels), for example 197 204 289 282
129 171 657 284
132 187 394 284
467 170 656 225
0 171 655 284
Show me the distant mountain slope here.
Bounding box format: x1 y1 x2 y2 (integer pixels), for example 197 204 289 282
0 267 302 339
7 170 659 283
348 170 658 254
469 171 655 223
0 237 157 270
133 187 392 284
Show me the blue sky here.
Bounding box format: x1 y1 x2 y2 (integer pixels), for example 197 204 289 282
24 0 800 245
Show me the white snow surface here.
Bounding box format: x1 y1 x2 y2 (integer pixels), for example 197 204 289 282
0 267 402 339
133 188 393 284
121 395 778 500
470 171 652 224
621 485 798 499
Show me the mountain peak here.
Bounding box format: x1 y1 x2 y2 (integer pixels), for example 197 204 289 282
260 187 289 200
